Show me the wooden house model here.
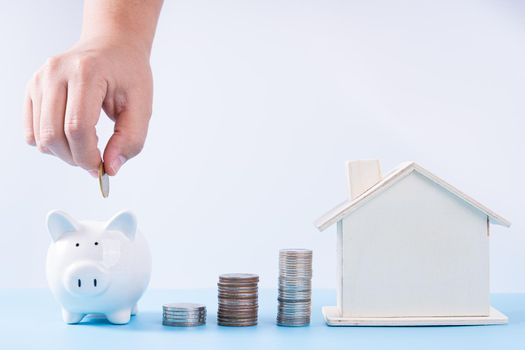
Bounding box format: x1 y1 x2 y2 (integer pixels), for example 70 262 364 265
315 160 511 326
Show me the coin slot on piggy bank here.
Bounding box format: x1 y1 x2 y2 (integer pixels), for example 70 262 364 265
45 210 151 324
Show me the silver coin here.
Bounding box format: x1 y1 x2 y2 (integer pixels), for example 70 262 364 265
279 262 312 266
219 273 259 281
279 273 312 278
278 307 311 312
98 162 110 198
218 285 258 290
163 318 206 323
280 256 312 260
218 318 258 323
279 285 312 290
164 314 206 318
163 313 207 318
163 314 206 318
279 271 312 275
217 314 258 319
278 288 312 292
217 313 258 318
278 304 311 308
277 316 311 321
279 285 311 291
218 299 258 304
278 297 311 302
164 319 206 324
279 260 312 264
277 312 311 317
218 322 257 327
279 258 312 262
163 321 206 327
279 269 312 273
218 290 258 294
163 312 207 317
163 307 207 312
279 279 311 285
162 315 206 319
278 299 311 305
218 284 259 288
217 310 258 315
278 293 311 298
218 304 258 308
218 316 257 320
163 302 206 310
279 288 311 293
218 309 258 314
279 288 311 294
218 308 258 313
218 311 258 315
279 248 312 253
218 310 258 315
277 321 310 327
277 310 311 315
218 294 258 299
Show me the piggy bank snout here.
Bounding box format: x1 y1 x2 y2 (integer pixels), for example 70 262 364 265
63 262 110 297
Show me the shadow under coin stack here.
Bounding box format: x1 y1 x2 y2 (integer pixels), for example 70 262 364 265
162 303 207 327
277 249 313 326
217 273 259 326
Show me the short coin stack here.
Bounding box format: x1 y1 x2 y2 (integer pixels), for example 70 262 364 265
162 303 207 327
217 273 259 326
277 249 313 326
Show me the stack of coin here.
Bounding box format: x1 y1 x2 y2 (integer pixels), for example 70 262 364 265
277 249 313 326
217 273 259 326
162 303 207 327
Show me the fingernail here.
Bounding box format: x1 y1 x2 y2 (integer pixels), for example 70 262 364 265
110 155 127 175
88 170 99 178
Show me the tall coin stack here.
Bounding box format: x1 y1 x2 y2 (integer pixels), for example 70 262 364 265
162 303 207 327
277 249 313 326
217 273 259 326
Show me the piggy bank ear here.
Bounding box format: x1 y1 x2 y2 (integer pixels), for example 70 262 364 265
47 210 79 242
105 210 137 240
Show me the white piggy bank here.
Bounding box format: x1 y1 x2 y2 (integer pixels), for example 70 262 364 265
46 210 151 324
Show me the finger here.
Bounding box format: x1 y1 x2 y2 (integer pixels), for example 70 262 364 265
103 96 151 176
64 78 106 172
23 91 36 146
40 83 76 165
31 82 53 155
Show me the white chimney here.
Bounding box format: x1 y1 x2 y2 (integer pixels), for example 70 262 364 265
346 160 382 199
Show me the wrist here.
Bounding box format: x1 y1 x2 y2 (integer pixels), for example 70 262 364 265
79 0 163 58
79 29 153 58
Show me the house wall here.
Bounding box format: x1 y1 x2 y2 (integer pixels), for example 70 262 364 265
340 171 489 317
336 220 343 314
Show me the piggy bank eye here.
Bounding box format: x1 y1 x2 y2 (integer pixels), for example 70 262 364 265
94 242 99 246
75 243 79 247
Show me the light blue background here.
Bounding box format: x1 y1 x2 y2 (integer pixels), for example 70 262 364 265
1 289 524 350
0 0 523 291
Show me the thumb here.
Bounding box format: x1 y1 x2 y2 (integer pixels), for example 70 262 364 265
103 106 151 176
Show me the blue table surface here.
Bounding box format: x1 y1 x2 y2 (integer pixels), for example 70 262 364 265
0 289 524 350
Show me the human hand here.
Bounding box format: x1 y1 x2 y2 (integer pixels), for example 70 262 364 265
24 37 153 177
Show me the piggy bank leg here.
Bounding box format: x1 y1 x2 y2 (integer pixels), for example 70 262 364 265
106 309 132 325
131 304 138 316
62 308 85 324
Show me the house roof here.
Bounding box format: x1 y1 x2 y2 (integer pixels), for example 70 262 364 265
315 161 511 231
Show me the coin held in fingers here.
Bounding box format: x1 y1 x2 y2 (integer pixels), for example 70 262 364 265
98 162 110 198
